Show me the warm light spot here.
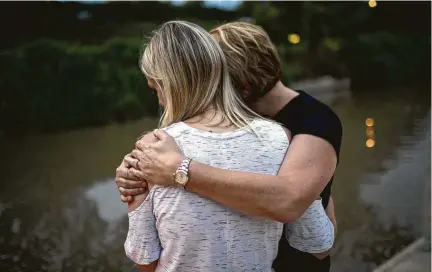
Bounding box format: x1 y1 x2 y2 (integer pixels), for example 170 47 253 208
288 33 300 44
368 0 377 8
365 118 374 127
366 127 374 137
366 139 375 148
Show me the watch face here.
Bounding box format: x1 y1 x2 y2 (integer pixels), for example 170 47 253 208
175 171 189 186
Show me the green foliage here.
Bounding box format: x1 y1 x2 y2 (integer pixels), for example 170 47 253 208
250 2 430 86
0 38 158 134
0 2 429 135
340 31 431 87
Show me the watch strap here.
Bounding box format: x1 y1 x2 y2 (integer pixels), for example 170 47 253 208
174 157 192 188
176 157 192 174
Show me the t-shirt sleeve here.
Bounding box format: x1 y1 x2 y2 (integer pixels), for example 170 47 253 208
291 108 343 158
124 192 161 265
285 199 335 253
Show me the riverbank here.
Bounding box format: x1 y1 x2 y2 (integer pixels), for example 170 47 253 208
373 237 431 272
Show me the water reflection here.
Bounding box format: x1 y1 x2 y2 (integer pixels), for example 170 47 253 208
0 90 430 271
361 112 430 230
85 178 126 223
330 91 430 271
0 118 157 272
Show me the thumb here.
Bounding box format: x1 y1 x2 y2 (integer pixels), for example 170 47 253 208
153 129 169 141
120 195 133 203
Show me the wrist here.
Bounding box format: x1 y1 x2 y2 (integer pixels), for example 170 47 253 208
171 153 185 173
183 160 195 190
173 156 192 188
170 153 185 185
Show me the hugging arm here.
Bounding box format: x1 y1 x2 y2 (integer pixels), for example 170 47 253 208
185 132 337 222
124 129 337 223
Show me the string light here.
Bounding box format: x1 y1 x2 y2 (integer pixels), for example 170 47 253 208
366 127 374 137
365 117 376 148
366 139 375 148
288 33 300 44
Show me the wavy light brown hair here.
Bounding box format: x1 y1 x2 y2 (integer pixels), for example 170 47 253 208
210 22 282 104
140 21 262 128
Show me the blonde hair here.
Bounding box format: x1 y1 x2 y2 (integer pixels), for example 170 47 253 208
210 22 282 103
140 20 262 129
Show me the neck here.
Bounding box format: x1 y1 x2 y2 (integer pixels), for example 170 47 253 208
185 107 224 125
253 81 299 117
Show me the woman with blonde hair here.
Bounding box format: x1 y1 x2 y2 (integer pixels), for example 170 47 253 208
121 21 340 272
124 20 290 272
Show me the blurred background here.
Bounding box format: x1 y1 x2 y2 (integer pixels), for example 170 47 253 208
0 1 430 271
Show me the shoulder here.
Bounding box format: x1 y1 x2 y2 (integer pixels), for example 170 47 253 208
276 91 342 133
251 118 291 146
250 118 287 135
161 122 188 139
305 104 343 141
136 122 188 144
298 103 342 155
137 131 159 144
295 94 342 133
285 95 342 154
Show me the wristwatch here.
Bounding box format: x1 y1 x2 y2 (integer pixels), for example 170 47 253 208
173 157 192 188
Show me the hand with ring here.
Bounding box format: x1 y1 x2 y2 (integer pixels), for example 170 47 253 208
115 129 184 202
115 153 148 203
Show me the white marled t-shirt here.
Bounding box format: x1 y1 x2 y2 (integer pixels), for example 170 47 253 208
125 119 334 272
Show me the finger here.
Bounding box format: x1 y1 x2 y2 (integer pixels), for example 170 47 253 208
129 168 146 180
116 177 147 189
124 157 139 169
120 195 133 203
153 129 170 140
121 154 132 168
116 165 129 180
131 149 144 160
119 186 147 197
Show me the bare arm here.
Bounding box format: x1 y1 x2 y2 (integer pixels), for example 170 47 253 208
127 130 337 223
185 132 336 222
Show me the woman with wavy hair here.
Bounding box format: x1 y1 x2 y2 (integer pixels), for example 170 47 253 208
124 20 291 272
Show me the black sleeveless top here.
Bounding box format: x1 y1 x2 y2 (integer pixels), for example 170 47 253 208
271 90 343 272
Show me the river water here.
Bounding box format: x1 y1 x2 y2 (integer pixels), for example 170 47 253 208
0 88 430 272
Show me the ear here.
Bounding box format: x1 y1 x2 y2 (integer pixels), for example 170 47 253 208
242 83 251 98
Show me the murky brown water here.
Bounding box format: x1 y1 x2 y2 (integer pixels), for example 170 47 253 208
0 89 430 272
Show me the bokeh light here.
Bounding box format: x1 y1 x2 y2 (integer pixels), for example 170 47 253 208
366 127 374 137
366 139 375 148
368 0 377 8
288 33 300 44
365 118 374 127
